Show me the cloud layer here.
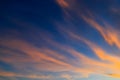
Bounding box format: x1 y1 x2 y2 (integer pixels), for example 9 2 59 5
0 0 120 80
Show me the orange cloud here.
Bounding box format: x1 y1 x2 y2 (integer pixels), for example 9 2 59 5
0 71 53 79
61 74 72 80
81 14 120 49
56 0 120 49
1 33 120 79
1 0 120 79
55 25 120 78
1 14 120 80
107 73 120 78
56 0 69 8
0 36 102 78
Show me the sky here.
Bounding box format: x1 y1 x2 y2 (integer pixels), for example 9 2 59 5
0 0 120 80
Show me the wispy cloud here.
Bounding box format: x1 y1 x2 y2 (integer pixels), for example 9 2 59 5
0 0 120 80
0 71 52 79
81 14 120 49
56 0 69 8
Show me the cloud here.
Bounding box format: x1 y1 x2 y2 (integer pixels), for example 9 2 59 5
81 14 120 49
61 74 73 80
1 26 120 79
56 0 69 8
56 0 120 49
0 0 120 79
54 19 120 79
0 71 53 79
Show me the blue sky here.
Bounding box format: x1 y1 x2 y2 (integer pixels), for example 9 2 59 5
0 0 120 80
